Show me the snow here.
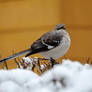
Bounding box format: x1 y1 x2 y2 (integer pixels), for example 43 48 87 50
21 57 34 70
40 64 46 70
22 57 33 63
32 57 39 62
0 59 92 92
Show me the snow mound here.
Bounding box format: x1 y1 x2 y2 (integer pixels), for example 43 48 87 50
0 59 92 92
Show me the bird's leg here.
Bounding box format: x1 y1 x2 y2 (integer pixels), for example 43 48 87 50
49 57 59 67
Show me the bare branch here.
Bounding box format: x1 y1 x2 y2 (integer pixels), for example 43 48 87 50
0 63 4 69
86 57 90 64
33 58 42 75
13 58 20 68
4 61 8 70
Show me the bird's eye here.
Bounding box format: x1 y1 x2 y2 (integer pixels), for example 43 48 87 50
57 26 65 30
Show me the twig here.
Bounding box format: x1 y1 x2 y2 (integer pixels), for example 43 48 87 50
4 61 8 70
0 63 4 69
33 58 42 74
38 58 50 61
13 58 20 68
32 63 35 71
86 57 90 64
0 53 4 69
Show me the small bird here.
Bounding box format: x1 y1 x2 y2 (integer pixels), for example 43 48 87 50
0 24 71 63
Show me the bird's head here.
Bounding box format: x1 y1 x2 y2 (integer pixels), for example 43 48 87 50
54 24 66 30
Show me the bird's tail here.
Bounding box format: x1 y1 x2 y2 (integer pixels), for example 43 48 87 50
0 48 31 63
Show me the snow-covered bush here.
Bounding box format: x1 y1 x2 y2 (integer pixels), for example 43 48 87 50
0 60 92 92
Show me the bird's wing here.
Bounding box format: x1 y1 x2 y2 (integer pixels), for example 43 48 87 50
30 31 63 53
41 31 63 49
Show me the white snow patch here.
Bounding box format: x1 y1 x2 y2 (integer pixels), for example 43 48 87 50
40 64 46 70
22 57 33 63
32 57 39 62
20 57 34 70
0 60 92 92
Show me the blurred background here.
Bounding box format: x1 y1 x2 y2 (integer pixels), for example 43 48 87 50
0 0 92 68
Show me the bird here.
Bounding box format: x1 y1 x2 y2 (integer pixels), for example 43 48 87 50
0 24 71 63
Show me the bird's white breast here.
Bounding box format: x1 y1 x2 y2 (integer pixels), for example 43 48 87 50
40 34 71 60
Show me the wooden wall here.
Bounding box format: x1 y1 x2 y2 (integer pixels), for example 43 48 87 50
0 0 92 68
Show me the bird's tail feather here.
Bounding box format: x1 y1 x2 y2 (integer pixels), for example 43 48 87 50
0 48 31 63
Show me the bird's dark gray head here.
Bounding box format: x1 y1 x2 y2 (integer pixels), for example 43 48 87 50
54 24 65 30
